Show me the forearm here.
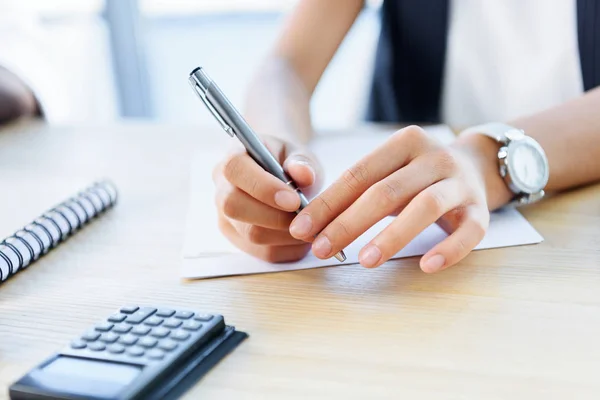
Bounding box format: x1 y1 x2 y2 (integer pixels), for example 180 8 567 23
510 87 600 191
0 66 38 124
243 58 314 145
455 87 600 210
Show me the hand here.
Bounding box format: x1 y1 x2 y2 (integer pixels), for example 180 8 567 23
213 136 323 262
289 125 492 273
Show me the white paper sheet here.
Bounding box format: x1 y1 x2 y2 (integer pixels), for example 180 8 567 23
181 125 543 279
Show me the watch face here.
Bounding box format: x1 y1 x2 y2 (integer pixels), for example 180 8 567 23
507 137 549 194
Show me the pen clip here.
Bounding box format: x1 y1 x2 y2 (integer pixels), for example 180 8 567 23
189 80 235 137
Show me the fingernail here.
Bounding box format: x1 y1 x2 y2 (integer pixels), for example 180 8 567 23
274 190 299 210
290 214 312 237
312 236 332 258
359 245 382 268
291 159 316 182
422 254 445 273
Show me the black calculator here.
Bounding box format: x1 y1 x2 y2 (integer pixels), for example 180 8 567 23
9 306 247 400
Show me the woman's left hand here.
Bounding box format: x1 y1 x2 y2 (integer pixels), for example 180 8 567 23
288 125 493 273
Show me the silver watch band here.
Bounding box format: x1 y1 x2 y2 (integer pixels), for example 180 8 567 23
459 122 546 207
459 122 519 144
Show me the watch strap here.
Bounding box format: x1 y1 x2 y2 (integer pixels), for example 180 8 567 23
459 122 516 144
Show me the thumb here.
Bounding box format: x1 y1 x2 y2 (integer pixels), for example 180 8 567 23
282 149 323 196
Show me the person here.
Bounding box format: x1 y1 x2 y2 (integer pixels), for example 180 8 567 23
0 2 69 126
0 67 38 125
212 0 600 273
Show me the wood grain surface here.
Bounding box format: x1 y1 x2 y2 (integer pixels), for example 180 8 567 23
1 121 600 399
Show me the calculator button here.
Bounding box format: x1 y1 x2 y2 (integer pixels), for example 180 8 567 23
182 321 203 331
137 337 158 348
174 311 194 320
149 327 170 338
193 314 214 322
158 340 178 352
146 349 165 360
131 326 151 336
107 313 127 323
70 339 87 349
118 334 138 346
107 344 126 354
143 316 163 327
163 319 182 329
126 347 145 357
155 309 175 318
81 331 100 342
99 332 119 344
125 307 157 324
95 322 114 332
120 306 139 314
112 323 132 334
171 331 191 341
88 342 106 352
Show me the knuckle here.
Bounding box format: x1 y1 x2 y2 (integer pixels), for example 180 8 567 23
261 244 309 263
220 190 239 220
245 225 268 245
432 150 459 176
373 179 401 206
470 216 488 239
342 163 370 192
276 211 293 230
421 189 446 215
247 178 260 198
222 154 244 182
447 237 469 264
315 195 334 214
261 247 283 263
331 219 353 241
398 125 427 143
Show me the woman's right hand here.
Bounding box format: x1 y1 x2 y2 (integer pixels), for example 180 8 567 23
213 136 322 262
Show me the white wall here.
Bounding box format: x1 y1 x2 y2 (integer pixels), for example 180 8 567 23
144 8 380 130
9 1 381 130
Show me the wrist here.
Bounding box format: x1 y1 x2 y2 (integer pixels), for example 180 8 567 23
452 133 513 210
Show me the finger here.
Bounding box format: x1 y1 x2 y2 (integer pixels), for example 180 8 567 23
219 216 311 263
289 125 430 240
220 151 300 212
283 149 322 189
310 155 448 259
358 178 468 268
215 183 295 230
420 205 489 273
230 219 307 246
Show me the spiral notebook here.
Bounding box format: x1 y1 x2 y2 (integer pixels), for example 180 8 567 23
0 181 118 282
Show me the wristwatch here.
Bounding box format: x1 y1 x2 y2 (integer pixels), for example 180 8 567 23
460 122 549 206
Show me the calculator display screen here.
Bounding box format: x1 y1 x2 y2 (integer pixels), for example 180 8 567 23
41 356 141 396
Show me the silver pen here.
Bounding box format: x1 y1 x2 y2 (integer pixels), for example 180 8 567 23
189 67 346 263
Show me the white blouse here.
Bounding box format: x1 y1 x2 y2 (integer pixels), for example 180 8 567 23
442 0 584 127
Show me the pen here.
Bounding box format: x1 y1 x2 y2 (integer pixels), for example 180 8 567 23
188 67 346 263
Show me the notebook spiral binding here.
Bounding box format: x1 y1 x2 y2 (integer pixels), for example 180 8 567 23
0 180 118 283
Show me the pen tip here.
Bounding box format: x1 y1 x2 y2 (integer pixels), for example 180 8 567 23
334 251 346 263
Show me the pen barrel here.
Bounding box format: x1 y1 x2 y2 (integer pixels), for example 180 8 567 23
206 85 292 185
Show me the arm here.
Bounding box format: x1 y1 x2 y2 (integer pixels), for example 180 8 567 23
456 87 600 210
212 0 364 263
0 3 70 125
243 0 364 144
0 66 39 125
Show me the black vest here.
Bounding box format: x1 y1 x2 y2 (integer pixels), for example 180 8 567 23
366 0 600 123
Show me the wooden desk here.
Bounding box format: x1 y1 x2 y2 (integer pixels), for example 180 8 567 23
1 122 600 399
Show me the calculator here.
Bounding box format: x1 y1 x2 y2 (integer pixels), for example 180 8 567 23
9 306 248 400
